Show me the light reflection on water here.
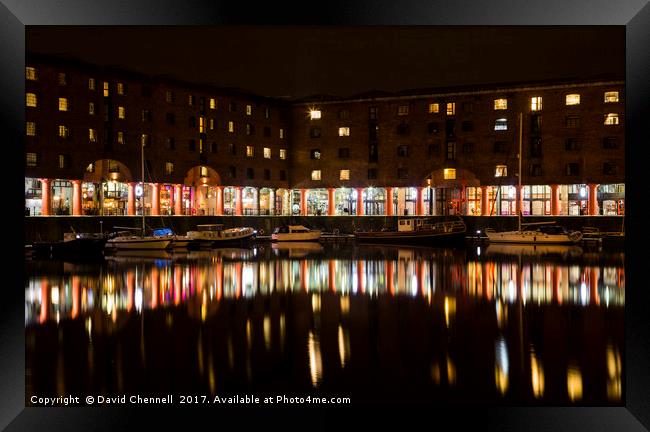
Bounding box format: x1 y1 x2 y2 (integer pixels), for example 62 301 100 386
25 243 624 405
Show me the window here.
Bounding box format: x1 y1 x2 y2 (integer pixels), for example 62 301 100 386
604 113 619 125
494 118 508 131
310 149 321 160
209 98 216 109
89 102 95 115
211 142 217 153
246 146 254 157
446 141 456 160
166 91 175 103
563 138 579 151
280 128 285 139
118 106 125 119
188 139 196 152
229 166 236 178
531 137 542 157
603 137 618 149
246 168 254 179
117 131 124 145
340 169 350 180
463 142 474 154
263 126 271 137
167 137 175 150
188 94 194 106
311 170 321 181
228 121 234 132
246 105 252 115
279 170 287 181
397 168 409 179
280 148 287 160
565 116 580 128
368 168 378 180
530 164 542 176
166 113 175 124
57 73 67 86
103 82 109 97
338 127 350 136
494 141 507 153
199 97 206 111
338 109 349 119
310 109 321 120
246 123 253 135
117 82 124 95
397 123 409 135
398 105 409 116
310 127 321 138
263 147 271 159
429 103 439 113
531 114 542 135
264 169 271 180
58 97 68 111
462 121 474 132
26 67 37 80
566 94 580 105
199 166 208 178
58 125 69 138
603 162 618 175
531 96 542 111
26 153 38 167
265 107 270 119
446 102 455 115
604 91 619 103
229 143 236 155
338 148 350 158
495 165 507 177
369 106 378 120
442 168 456 180
210 119 215 130
565 163 580 176
397 145 409 157
26 122 36 136
58 154 69 169
142 110 152 122
89 128 97 142
462 102 473 112
494 98 508 110
88 78 95 90
229 102 236 112
428 143 439 157
199 117 206 133
165 162 174 175
428 122 440 134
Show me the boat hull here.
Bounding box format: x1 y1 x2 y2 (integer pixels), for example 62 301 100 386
271 232 322 242
485 230 581 245
106 237 171 250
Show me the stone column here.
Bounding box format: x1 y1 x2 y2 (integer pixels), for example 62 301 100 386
269 188 276 216
328 188 335 216
127 182 136 215
356 188 364 216
300 189 308 216
588 183 599 216
151 183 160 216
174 185 182 215
550 184 559 216
72 180 82 215
40 179 51 216
386 187 394 216
480 186 488 216
215 186 223 216
416 187 424 216
235 186 243 216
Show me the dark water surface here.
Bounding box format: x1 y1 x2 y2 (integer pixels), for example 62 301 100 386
25 243 624 406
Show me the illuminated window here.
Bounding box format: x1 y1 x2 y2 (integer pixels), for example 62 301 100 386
117 82 124 95
57 73 67 86
338 127 350 136
604 113 619 125
26 122 36 136
58 154 69 169
117 131 124 144
279 149 287 160
89 103 95 115
311 170 321 181
263 147 271 159
58 98 69 111
280 128 285 139
165 162 174 175
209 118 214 130
604 91 619 103
246 105 252 115
340 169 350 180
398 105 409 116
531 97 542 111
58 125 68 138
200 166 208 177
26 153 38 167
310 109 321 120
443 168 456 180
494 118 508 131
88 128 97 142
188 94 194 106
428 103 439 113
103 82 109 97
25 67 37 80
26 93 37 107
566 116 580 128
446 102 455 115
565 94 580 105
209 98 216 109
246 146 254 157
118 106 125 119
199 117 206 133
228 121 234 133
311 149 321 160
494 98 508 110
495 165 508 177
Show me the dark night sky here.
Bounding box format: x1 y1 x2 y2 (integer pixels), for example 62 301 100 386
26 26 625 99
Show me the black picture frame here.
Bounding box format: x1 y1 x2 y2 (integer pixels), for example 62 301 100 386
1 1 648 430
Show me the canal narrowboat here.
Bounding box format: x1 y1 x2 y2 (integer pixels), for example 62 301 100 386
271 225 322 242
354 218 467 245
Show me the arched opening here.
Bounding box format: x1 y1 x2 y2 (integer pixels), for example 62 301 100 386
334 187 356 215
363 187 386 215
275 188 291 215
306 189 328 216
184 166 221 215
424 168 480 216
82 159 134 216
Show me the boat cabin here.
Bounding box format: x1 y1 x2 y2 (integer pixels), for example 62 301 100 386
397 218 427 232
196 224 224 232
273 225 311 234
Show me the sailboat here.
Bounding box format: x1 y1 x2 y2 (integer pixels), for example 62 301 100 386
106 141 171 250
484 113 583 245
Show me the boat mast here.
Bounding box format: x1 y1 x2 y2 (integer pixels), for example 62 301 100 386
518 112 523 232
141 139 145 237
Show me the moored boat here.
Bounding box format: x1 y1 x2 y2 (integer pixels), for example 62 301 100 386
186 224 256 247
271 225 322 242
354 218 466 245
484 223 583 245
32 232 108 258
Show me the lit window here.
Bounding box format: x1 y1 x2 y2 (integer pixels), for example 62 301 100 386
338 127 350 137
428 103 439 113
58 154 68 169
89 103 95 115
26 153 38 167
88 78 95 90
531 97 542 111
117 82 124 95
26 122 36 136
89 129 97 142
263 147 271 159
604 91 619 103
565 94 580 105
604 113 619 125
57 73 66 86
209 118 214 130
209 98 216 109
310 109 321 120
398 105 409 116
311 149 321 160
280 128 285 139
58 98 68 111
340 169 350 180
495 165 508 177
25 67 37 80
246 146 254 157
494 98 508 110
26 93 37 107
200 166 208 177
165 162 174 175
117 131 124 144
446 102 455 115
199 117 206 133
494 118 508 131
58 125 68 138
188 94 194 106
311 170 321 181
118 106 125 119
103 82 109 97
279 149 287 160
443 168 456 180
228 121 234 132
246 105 252 115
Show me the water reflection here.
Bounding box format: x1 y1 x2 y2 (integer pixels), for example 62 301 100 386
25 244 624 405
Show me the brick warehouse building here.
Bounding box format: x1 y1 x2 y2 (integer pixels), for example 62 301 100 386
25 53 625 218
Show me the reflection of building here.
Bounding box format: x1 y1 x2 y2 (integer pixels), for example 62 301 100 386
25 54 624 216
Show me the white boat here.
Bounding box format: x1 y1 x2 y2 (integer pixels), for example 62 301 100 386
186 224 256 246
271 225 322 242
